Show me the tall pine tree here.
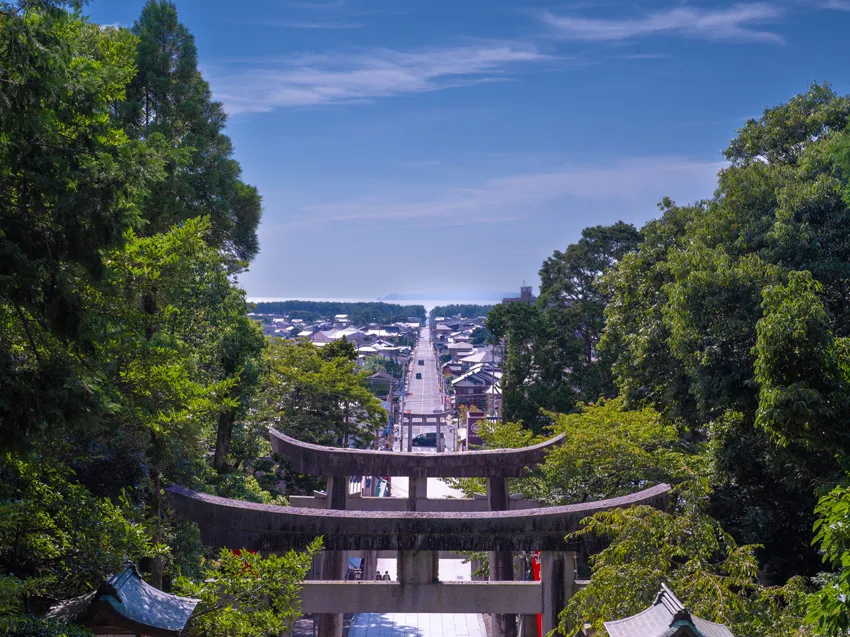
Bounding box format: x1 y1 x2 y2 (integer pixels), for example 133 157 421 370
120 0 261 268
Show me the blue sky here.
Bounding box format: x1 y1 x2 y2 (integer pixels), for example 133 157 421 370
86 0 850 299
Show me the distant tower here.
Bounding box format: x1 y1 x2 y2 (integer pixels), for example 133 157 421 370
502 282 535 305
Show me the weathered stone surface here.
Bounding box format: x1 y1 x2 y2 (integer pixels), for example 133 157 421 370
288 493 542 512
541 552 576 636
270 429 566 478
165 483 671 552
299 581 543 614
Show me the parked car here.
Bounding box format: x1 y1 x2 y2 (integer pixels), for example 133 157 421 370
418 359 424 366
412 432 439 447
415 372 422 379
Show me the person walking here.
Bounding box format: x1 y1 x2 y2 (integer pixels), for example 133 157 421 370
375 572 383 580
382 571 391 581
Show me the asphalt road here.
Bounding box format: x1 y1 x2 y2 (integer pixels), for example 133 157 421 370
398 326 454 451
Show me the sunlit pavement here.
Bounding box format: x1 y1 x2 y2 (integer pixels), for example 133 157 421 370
377 476 472 585
348 611 486 637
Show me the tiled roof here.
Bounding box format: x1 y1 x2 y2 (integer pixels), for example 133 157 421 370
46 566 200 636
604 584 734 637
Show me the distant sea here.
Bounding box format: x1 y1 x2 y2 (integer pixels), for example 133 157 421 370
247 297 498 312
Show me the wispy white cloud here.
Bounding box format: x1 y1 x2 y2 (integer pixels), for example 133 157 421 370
820 0 850 10
212 44 554 114
263 19 366 29
274 157 723 230
540 3 785 45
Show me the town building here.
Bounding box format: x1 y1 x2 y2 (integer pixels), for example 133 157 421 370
502 285 534 305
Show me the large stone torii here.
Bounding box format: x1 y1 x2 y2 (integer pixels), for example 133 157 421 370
167 430 670 637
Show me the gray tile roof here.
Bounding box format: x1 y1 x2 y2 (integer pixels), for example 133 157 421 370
604 584 734 637
46 566 200 635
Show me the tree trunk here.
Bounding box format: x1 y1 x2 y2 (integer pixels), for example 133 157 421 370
213 408 235 473
149 468 163 589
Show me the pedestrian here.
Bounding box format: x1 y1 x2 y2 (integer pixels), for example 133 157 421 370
375 572 382 580
382 570 391 581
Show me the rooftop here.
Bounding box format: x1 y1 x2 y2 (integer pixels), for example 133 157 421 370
45 565 200 637
604 584 735 637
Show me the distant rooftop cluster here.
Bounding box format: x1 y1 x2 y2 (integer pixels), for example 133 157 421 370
247 310 421 362
432 311 503 450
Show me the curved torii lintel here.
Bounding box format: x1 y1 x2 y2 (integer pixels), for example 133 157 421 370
166 483 671 552
270 429 567 478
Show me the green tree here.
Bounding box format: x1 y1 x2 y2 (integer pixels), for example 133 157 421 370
539 222 641 403
487 223 640 431
0 3 293 630
539 398 687 505
254 339 385 447
754 271 850 452
174 538 322 637
486 301 549 429
602 83 850 576
559 484 810 637
210 311 266 474
121 0 261 267
0 454 149 610
447 399 688 513
0 2 162 450
319 336 358 362
807 481 850 635
0 616 93 637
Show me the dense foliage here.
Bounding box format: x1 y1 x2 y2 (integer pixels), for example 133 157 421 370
430 304 493 319
252 339 386 448
483 84 850 634
119 0 261 267
252 300 425 324
487 223 640 431
602 83 850 578
560 484 810 637
173 539 322 637
0 2 329 633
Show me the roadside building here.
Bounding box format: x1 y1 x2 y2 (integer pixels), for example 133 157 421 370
452 364 502 410
447 341 474 362
458 347 497 371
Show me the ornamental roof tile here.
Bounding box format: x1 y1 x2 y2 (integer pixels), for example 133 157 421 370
45 565 199 636
604 584 734 637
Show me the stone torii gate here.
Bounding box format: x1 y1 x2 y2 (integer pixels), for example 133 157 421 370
398 410 452 451
167 430 670 637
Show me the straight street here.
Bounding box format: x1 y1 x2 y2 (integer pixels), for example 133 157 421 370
350 318 482 637
397 325 455 451
405 326 443 414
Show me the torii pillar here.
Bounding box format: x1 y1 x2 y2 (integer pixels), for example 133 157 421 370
318 475 348 637
488 477 517 637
